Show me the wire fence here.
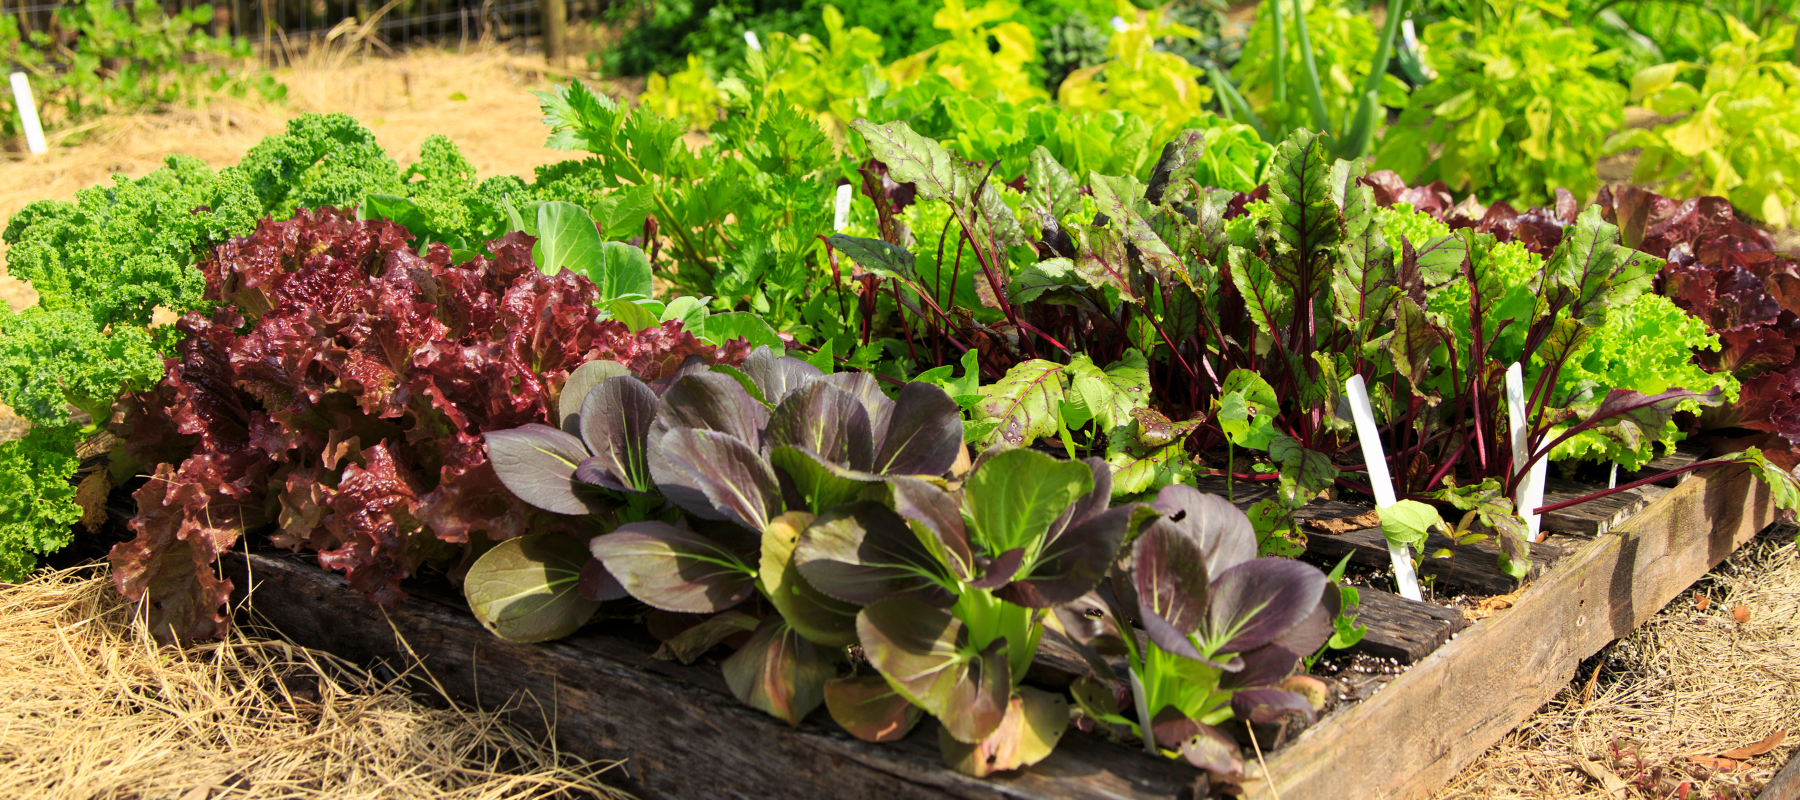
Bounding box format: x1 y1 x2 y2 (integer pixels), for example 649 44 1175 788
1 0 610 57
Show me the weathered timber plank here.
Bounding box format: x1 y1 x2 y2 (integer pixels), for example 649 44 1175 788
1765 749 1800 800
225 554 1203 800
1540 480 1655 537
1242 463 1777 800
1343 587 1468 664
1618 441 1708 488
1295 499 1565 596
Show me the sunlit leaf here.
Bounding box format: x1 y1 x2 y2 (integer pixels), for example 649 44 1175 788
795 502 950 605
824 674 924 743
722 615 838 727
760 511 860 647
1204 558 1329 655
589 522 756 613
939 687 1069 777
856 597 1010 744
963 447 1092 557
464 534 600 643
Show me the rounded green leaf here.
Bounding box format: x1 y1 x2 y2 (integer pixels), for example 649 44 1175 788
463 534 600 643
1217 369 1279 450
761 511 860 647
703 311 784 350
592 241 654 300
1378 499 1442 547
963 448 1093 557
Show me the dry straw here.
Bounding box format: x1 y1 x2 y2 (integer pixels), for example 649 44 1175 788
1436 527 1800 799
0 565 630 800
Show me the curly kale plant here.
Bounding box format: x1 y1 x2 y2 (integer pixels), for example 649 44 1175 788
0 113 525 580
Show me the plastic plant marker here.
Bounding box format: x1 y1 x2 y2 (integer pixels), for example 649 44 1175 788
1345 374 1423 601
834 183 852 233
744 30 762 51
10 73 46 155
1505 363 1549 542
1609 462 1618 490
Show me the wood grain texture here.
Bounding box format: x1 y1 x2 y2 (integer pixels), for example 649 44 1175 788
1541 480 1654 537
1242 464 1776 800
224 554 1204 800
1764 749 1800 800
1343 587 1468 664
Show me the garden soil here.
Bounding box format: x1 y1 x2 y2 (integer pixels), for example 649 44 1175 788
4 45 1800 800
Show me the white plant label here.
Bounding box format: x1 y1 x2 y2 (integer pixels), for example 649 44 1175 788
1345 374 1423 601
743 30 762 51
1505 363 1549 541
833 183 852 232
1110 15 1128 32
10 72 46 156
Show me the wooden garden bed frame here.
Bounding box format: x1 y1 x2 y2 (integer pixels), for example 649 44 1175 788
222 461 1777 800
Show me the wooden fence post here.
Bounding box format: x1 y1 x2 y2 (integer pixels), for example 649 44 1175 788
541 0 565 66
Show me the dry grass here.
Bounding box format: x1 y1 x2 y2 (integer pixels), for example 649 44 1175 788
0 565 629 800
1437 527 1800 799
0 44 627 313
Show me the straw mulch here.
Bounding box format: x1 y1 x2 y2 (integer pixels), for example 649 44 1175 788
1437 525 1800 799
0 565 629 800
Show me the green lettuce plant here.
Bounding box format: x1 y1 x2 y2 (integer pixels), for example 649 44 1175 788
1604 20 1800 226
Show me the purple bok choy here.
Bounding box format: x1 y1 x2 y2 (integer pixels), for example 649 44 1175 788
568 347 967 726
792 447 1148 775
1061 484 1335 783
462 357 695 645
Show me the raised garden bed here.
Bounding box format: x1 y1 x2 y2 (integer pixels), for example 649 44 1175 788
222 452 1777 800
